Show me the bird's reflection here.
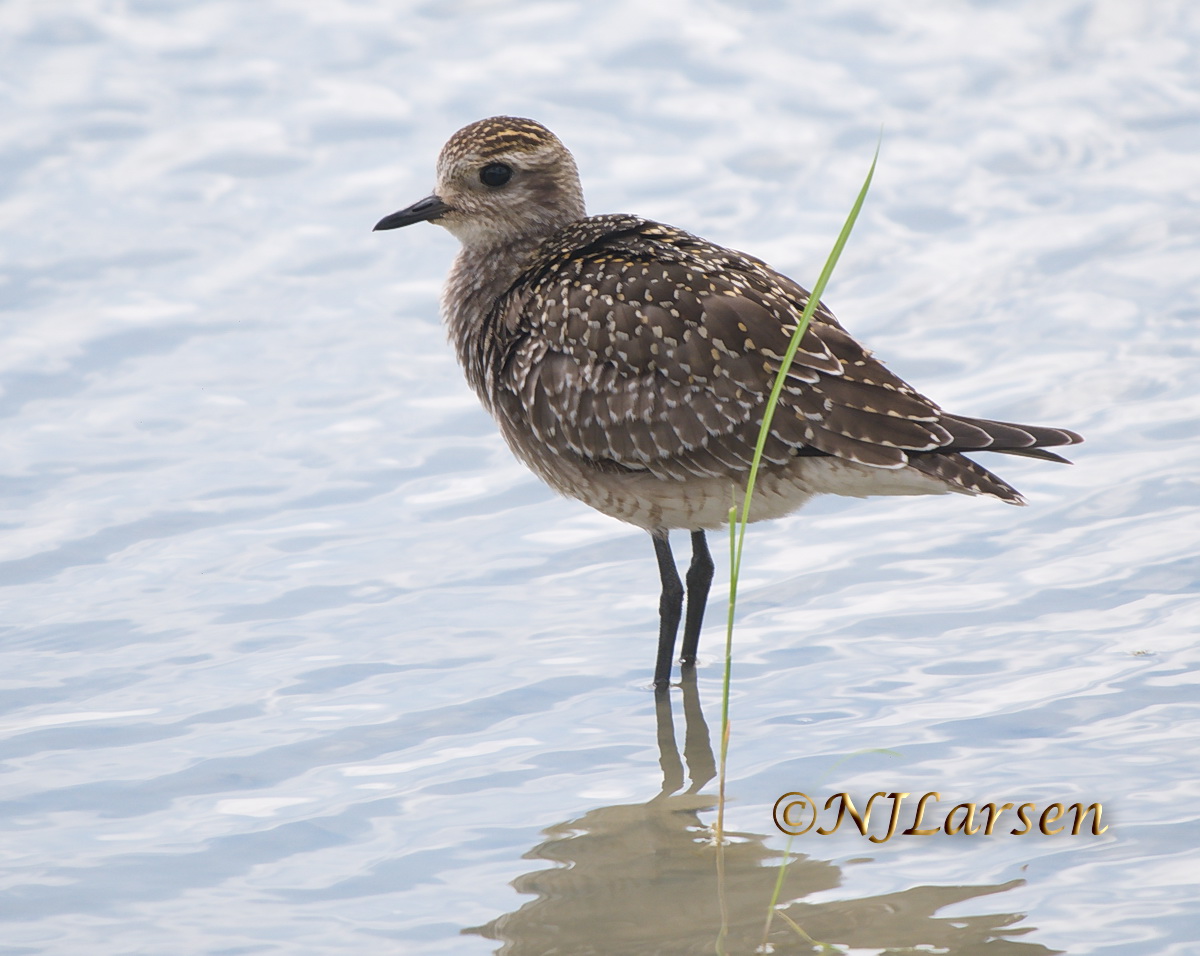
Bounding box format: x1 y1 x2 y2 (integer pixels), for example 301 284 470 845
466 670 1059 955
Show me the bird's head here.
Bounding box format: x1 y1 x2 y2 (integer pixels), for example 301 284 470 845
374 116 586 248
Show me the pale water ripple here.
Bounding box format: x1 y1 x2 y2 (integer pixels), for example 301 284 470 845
2 1 1199 953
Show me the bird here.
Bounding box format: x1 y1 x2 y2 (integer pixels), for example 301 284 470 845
374 116 1082 688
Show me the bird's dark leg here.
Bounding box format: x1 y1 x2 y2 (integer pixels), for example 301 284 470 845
652 530 684 687
680 529 713 665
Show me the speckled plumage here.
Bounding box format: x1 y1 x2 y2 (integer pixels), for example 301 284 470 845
375 116 1082 684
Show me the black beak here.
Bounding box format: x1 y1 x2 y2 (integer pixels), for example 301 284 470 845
373 195 452 231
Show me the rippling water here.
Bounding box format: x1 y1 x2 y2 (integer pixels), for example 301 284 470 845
3 1 1198 953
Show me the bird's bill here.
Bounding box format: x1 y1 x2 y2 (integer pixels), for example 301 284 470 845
373 195 452 230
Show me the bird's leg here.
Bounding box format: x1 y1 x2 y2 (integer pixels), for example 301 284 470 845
652 530 684 687
680 529 713 665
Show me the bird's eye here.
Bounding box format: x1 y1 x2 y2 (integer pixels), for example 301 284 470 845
479 163 513 187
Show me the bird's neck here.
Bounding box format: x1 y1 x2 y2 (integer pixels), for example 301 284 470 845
442 232 551 402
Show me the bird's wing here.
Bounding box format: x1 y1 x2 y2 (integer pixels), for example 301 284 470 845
495 217 1070 481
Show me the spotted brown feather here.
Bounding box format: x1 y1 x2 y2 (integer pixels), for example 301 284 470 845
484 214 1072 494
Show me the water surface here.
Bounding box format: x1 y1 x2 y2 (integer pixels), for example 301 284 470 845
3 1 1199 953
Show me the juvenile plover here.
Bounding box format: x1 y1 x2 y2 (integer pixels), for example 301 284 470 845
375 116 1082 687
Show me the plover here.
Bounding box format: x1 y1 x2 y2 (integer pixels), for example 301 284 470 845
375 116 1082 687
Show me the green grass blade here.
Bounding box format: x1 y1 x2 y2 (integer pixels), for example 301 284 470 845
716 138 880 830
712 140 880 953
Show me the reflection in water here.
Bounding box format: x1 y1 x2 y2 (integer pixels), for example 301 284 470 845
466 672 1060 955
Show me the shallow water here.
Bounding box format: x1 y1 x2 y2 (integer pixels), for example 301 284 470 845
3 1 1199 953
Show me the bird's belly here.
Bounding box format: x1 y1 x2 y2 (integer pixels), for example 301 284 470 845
504 433 952 531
